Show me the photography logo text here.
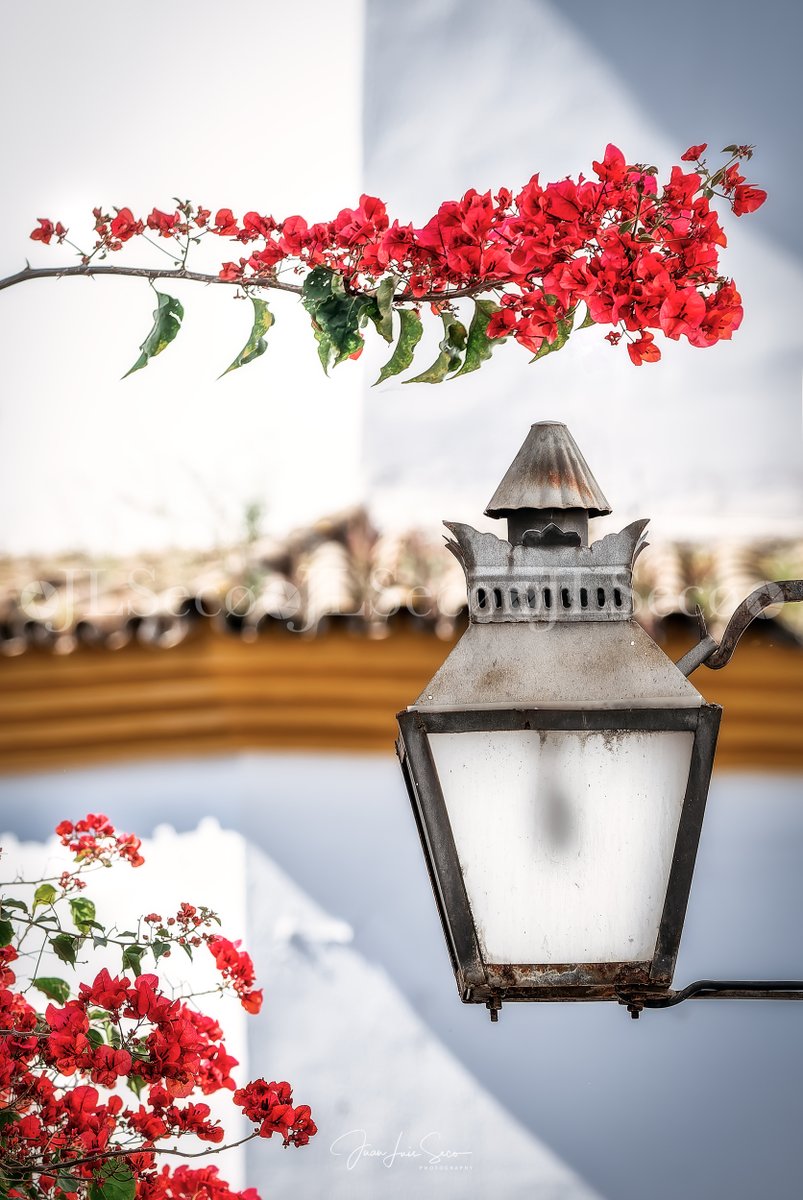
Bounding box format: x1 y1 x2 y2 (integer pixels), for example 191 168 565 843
330 1129 472 1172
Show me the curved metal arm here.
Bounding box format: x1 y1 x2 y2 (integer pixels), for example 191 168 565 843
619 980 803 1018
676 580 803 677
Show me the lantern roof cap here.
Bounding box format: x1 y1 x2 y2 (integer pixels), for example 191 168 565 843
485 422 612 520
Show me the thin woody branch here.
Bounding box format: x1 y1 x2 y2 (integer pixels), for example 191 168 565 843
0 263 303 296
0 1130 260 1174
0 262 492 305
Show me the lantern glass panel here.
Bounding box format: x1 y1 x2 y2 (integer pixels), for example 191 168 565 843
428 728 695 965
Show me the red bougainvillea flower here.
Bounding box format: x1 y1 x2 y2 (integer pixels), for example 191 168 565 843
30 218 55 244
32 219 68 245
208 936 263 1013
56 813 144 866
686 282 744 347
247 243 285 273
721 163 745 194
240 211 277 241
278 215 310 256
0 945 18 987
628 330 661 365
659 287 707 340
592 142 628 183
213 208 240 237
90 1044 133 1088
219 261 244 282
147 208 180 237
732 184 767 216
110 208 144 242
233 1078 317 1147
116 831 145 867
78 967 129 1012
681 143 707 161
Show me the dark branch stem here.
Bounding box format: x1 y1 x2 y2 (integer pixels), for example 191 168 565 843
0 262 492 305
0 1130 261 1175
0 263 304 296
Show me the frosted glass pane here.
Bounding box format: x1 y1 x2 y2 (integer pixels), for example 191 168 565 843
429 729 694 965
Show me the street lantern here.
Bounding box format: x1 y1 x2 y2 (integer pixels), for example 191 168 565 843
396 423 803 1020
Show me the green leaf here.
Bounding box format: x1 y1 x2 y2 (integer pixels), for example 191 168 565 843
371 275 396 344
220 296 275 377
123 290 184 378
577 307 596 330
89 1161 136 1200
309 322 334 373
374 309 424 385
69 897 96 935
151 939 171 963
301 266 336 308
318 294 370 366
87 1027 105 1049
33 977 71 1004
33 883 57 912
0 899 28 915
530 339 553 362
0 919 13 948
122 944 145 977
404 312 467 384
50 934 78 967
454 299 503 378
302 267 372 372
127 1074 146 1099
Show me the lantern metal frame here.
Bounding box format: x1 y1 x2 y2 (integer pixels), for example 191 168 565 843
397 703 720 1013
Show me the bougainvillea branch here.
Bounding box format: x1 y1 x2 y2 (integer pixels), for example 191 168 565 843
6 142 766 383
0 815 316 1200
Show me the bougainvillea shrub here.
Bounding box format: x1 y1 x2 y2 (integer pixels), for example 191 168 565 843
12 144 765 382
0 815 315 1200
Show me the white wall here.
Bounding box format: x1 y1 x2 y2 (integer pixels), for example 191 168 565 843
0 0 366 556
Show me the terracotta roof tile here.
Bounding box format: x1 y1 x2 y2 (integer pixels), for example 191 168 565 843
0 509 800 654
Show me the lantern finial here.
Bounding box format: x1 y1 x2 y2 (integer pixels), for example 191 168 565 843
485 422 611 546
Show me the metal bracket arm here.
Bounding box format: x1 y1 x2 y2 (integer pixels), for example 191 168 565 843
676 579 803 677
619 979 803 1018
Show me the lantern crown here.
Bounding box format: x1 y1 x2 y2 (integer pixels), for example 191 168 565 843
447 423 646 625
444 517 649 623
